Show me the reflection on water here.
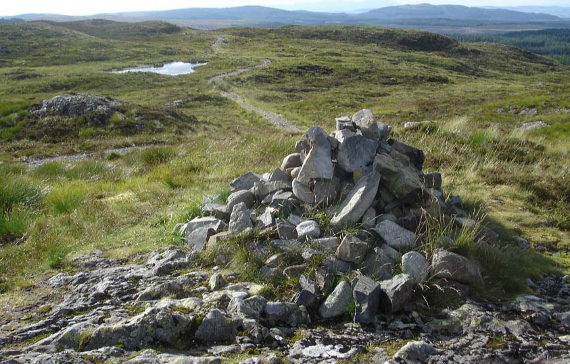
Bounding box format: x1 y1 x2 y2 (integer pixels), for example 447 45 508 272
112 62 207 76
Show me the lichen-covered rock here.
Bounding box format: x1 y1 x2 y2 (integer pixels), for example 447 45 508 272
431 249 482 284
229 202 253 236
353 276 381 324
373 220 416 252
337 134 380 174
296 220 321 239
195 309 239 343
230 172 262 192
297 127 334 184
318 281 352 319
379 273 415 313
330 170 381 229
402 251 429 284
335 234 369 264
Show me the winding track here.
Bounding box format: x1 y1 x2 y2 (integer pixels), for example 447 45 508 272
207 37 300 133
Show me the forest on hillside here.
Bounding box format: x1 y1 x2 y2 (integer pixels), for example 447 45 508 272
454 28 570 65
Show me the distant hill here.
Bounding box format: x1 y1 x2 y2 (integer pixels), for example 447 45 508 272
48 19 183 39
0 18 24 24
11 4 566 32
364 4 560 21
487 6 570 19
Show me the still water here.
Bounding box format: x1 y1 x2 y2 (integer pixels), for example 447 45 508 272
112 62 207 76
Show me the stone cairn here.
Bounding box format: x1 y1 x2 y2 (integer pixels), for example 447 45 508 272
180 109 488 325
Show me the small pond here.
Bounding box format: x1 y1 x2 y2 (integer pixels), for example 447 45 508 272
112 62 207 76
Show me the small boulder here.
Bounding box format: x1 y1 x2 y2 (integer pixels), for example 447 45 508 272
431 249 482 284
195 309 238 343
373 220 416 252
276 219 298 240
293 275 319 308
361 247 393 280
352 109 391 141
281 153 302 171
401 251 429 284
335 234 369 264
230 172 261 192
330 170 381 229
393 341 437 362
226 190 255 213
229 202 253 236
209 273 226 291
379 274 414 313
297 127 334 184
296 220 321 239
318 281 352 319
337 135 380 174
353 276 381 324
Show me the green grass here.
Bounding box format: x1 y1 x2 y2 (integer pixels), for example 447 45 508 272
0 21 569 304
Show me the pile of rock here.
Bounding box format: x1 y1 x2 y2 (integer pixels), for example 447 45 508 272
180 109 487 324
30 94 125 123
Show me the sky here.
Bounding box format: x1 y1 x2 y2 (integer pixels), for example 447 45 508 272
2 0 569 17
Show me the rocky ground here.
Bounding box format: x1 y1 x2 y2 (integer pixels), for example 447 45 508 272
1 110 569 363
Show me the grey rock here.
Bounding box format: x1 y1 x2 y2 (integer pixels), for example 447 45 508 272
323 256 353 274
401 251 429 284
374 153 424 203
296 220 321 239
431 249 482 284
422 172 442 189
337 134 380 173
293 275 319 308
256 207 275 229
264 302 310 326
195 309 238 343
390 140 425 171
287 214 305 226
31 93 124 119
361 207 376 229
230 172 261 192
226 190 255 213
311 237 341 252
137 281 182 301
373 220 416 252
361 247 394 280
335 234 369 264
85 307 193 351
353 276 381 323
201 203 229 221
313 178 340 206
187 227 217 252
181 216 226 240
281 153 302 171
393 340 437 362
315 267 336 293
251 181 292 200
331 170 381 229
352 109 392 140
269 168 291 182
297 127 334 184
209 273 226 291
228 295 267 320
229 202 253 236
381 243 403 262
379 274 415 313
270 239 304 252
292 178 314 204
276 219 298 240
334 128 357 143
336 116 355 131
319 281 353 319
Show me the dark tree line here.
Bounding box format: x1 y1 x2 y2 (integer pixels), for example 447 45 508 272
453 29 570 65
